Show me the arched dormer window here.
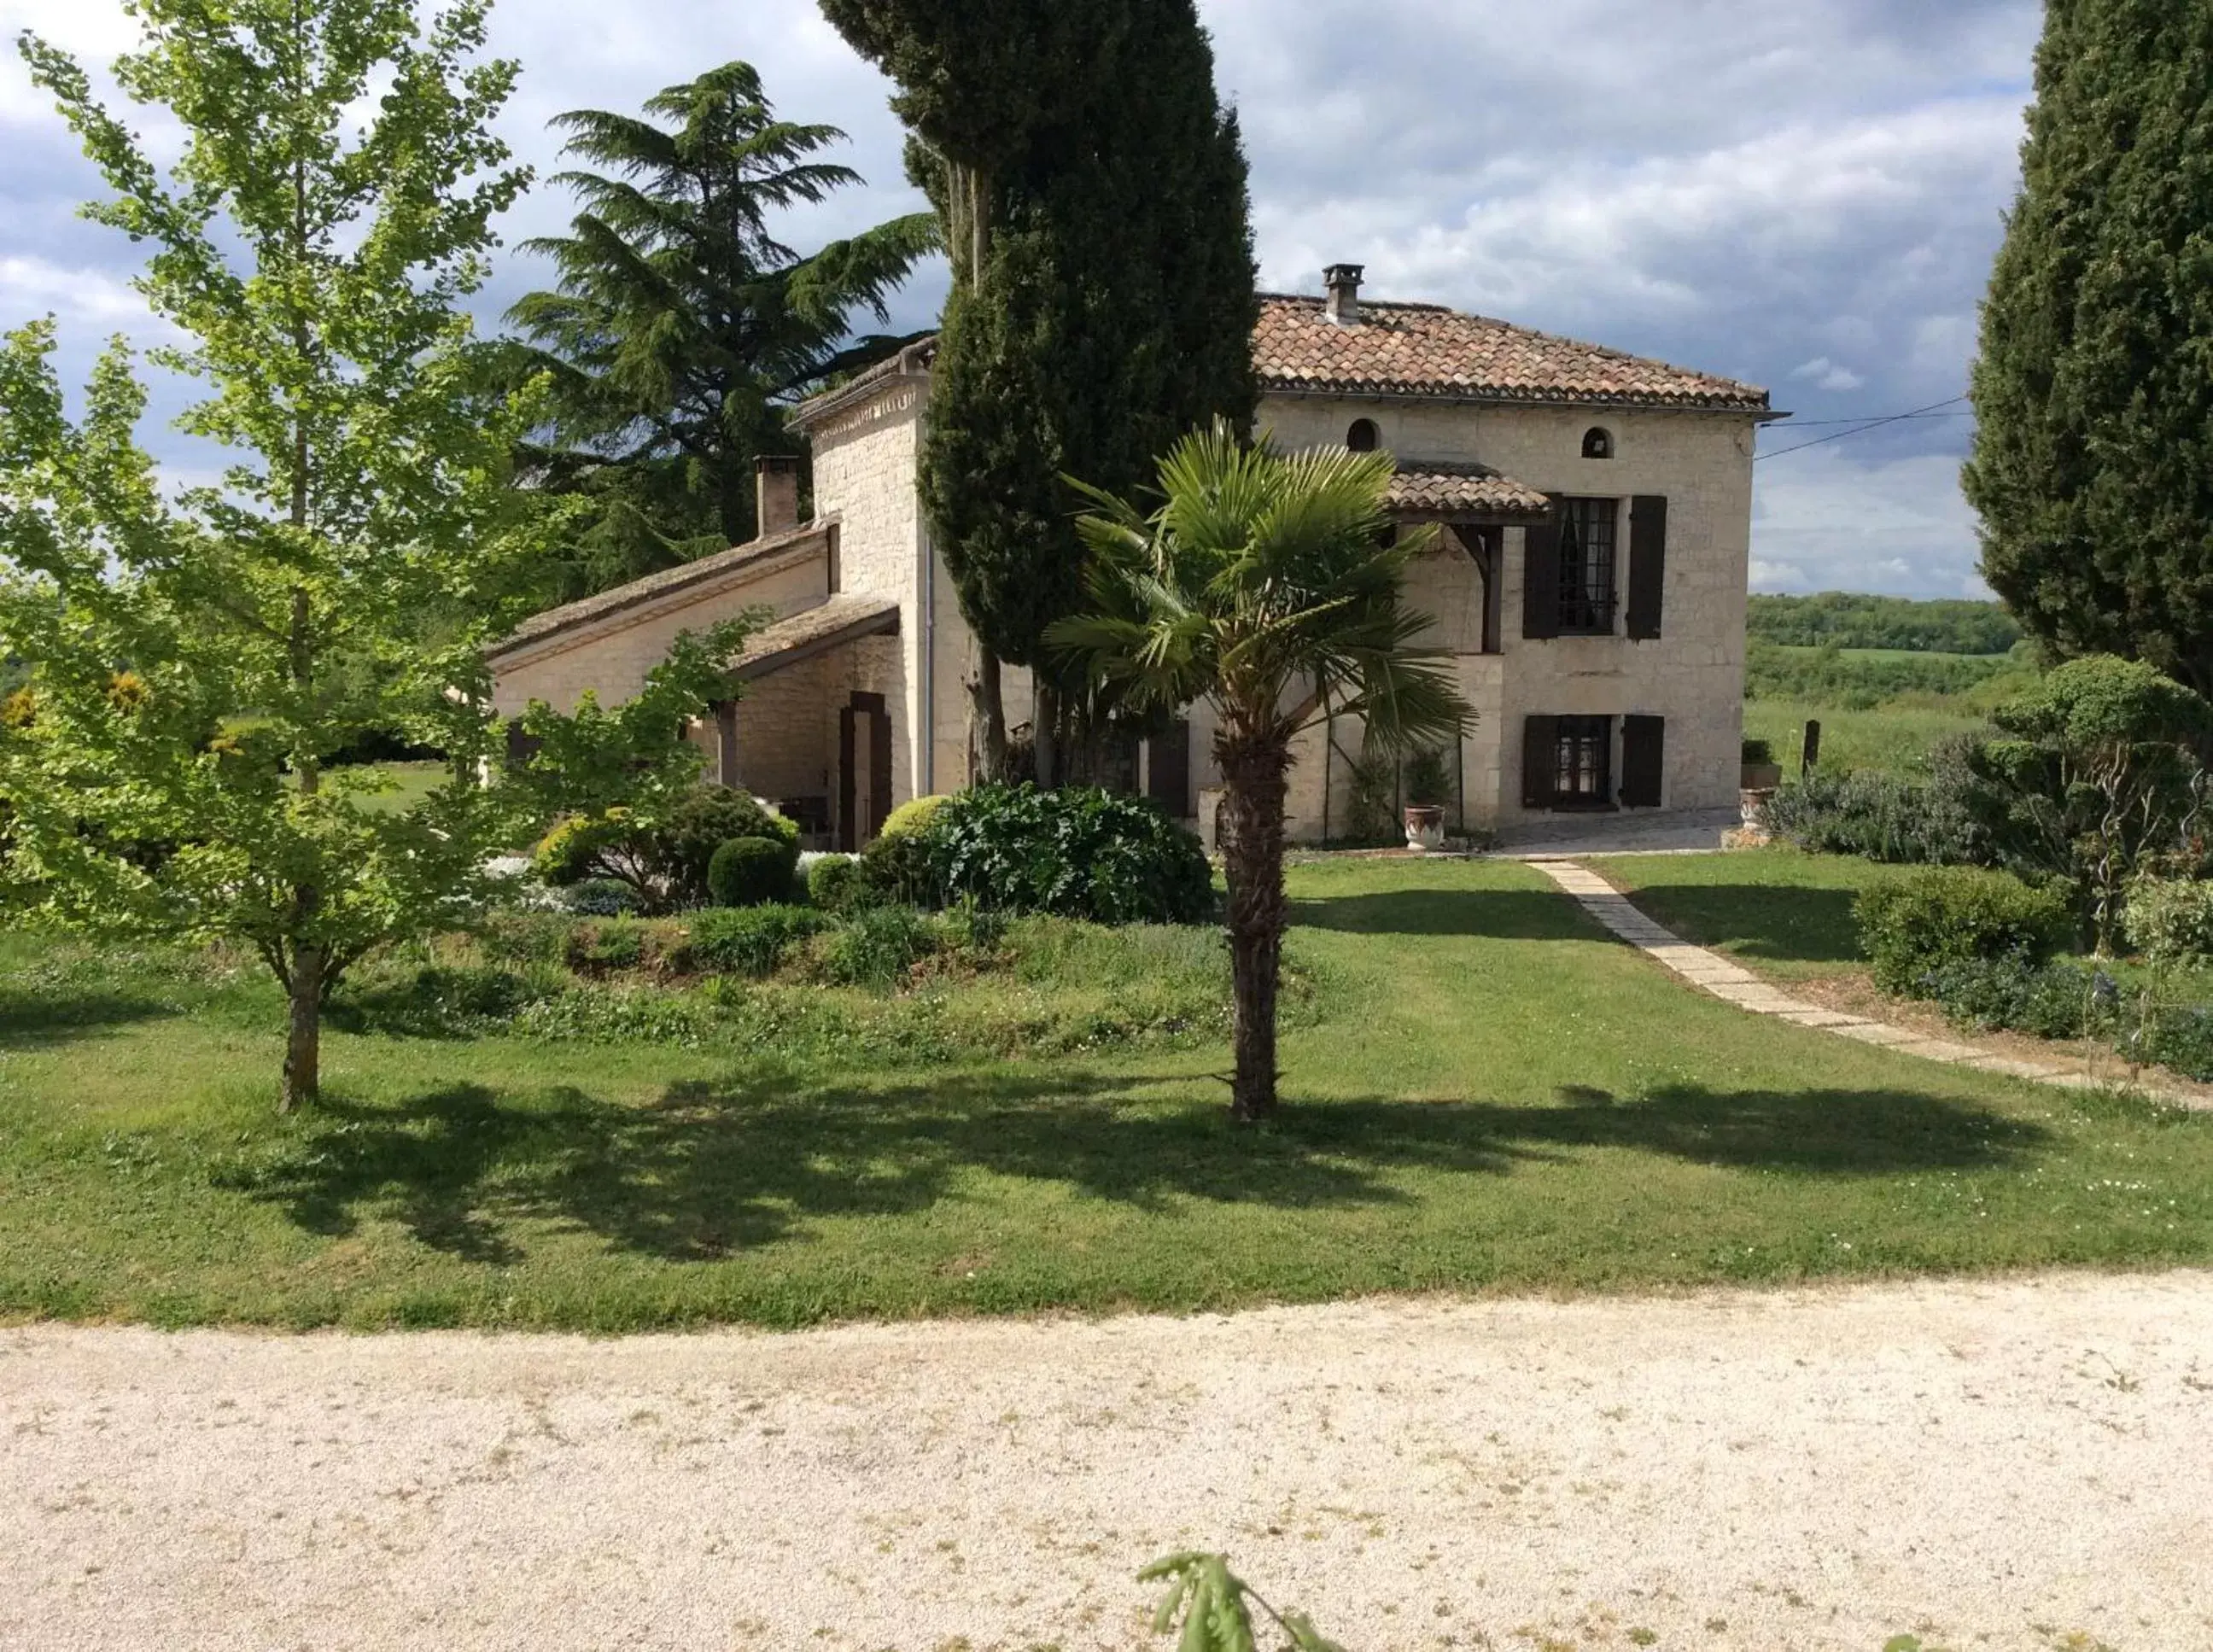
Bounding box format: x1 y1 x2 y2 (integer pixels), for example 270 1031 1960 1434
1581 426 1614 460
1346 418 1380 452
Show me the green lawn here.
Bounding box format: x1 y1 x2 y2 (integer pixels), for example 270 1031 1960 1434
1743 698 1993 776
5 855 2211 1333
1585 846 1901 981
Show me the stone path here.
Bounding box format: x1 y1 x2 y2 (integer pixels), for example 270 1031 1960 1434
1534 858 2209 1108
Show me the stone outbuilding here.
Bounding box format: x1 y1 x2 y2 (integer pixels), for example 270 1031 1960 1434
488 266 1777 848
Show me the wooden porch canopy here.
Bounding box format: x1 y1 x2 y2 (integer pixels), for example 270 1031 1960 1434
1386 461 1551 527
727 593 901 683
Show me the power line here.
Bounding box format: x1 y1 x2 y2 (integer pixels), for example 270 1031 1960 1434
1755 395 1971 461
1765 411 1972 429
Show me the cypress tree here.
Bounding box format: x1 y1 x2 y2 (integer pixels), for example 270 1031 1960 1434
820 0 1256 776
1964 0 2213 697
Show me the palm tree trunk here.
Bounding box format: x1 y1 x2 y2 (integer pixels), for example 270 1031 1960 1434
1218 731 1291 1123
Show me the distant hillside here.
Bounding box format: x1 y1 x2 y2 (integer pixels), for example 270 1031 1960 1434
1747 593 2022 655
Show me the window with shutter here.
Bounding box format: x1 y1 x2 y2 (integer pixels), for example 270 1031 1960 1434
1626 495 1667 640
1620 715 1665 807
1555 499 1619 634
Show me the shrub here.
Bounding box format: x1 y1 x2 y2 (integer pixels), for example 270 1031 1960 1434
925 784 1214 924
657 787 798 906
856 827 942 908
1918 954 2111 1041
818 903 937 989
1855 866 2072 995
559 877 643 917
476 912 572 966
2122 876 2213 969
567 918 649 974
533 814 610 887
532 787 799 910
878 793 949 841
707 835 797 908
684 904 826 977
1761 750 1988 866
807 853 868 913
2134 1005 2213 1083
1741 737 1775 766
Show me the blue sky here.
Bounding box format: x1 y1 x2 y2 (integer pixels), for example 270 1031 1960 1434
0 0 2043 597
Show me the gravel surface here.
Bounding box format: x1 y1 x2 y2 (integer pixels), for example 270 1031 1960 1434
6 1273 2212 1651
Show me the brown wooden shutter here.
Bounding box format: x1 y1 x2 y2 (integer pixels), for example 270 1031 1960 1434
837 704 857 850
1521 715 1558 808
1521 503 1562 639
866 695 893 840
1620 715 1665 808
1626 494 1667 640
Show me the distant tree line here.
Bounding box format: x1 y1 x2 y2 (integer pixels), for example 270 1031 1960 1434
1746 594 2023 656
1743 641 2035 710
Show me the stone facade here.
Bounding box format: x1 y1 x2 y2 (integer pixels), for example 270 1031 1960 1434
490 283 1764 849
1241 395 1758 839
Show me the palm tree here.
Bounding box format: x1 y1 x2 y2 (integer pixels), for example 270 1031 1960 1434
503 62 938 596
1052 424 1472 1122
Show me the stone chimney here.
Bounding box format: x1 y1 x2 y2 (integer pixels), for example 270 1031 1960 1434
1323 262 1364 325
755 454 801 540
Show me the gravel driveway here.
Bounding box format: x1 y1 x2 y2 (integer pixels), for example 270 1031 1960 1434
6 1272 2212 1652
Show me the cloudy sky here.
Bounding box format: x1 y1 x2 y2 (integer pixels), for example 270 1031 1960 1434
0 0 2042 596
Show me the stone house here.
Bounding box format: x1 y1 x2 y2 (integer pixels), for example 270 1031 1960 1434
487 265 1775 848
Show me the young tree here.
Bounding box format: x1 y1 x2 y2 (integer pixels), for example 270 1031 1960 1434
1052 425 1470 1122
1967 655 2211 953
502 61 937 598
0 0 743 1112
1963 0 2213 697
820 0 1257 778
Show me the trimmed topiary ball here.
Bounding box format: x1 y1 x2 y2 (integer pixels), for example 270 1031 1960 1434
707 835 798 908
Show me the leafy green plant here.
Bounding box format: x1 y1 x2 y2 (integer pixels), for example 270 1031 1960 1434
1855 866 2072 994
567 919 650 975
1741 737 1775 766
2122 876 2213 968
560 877 644 917
707 836 796 908
806 853 868 914
925 783 1215 925
817 904 938 989
856 828 943 908
1918 954 2111 1040
1402 746 1451 807
683 904 826 978
1966 656 2213 950
1761 747 1989 866
878 793 950 841
533 787 797 912
1141 1553 1342 1652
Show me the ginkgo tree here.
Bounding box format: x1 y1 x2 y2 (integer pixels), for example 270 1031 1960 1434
0 0 741 1113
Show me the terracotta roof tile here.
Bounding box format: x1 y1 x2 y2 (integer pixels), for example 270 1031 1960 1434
1254 294 1769 412
1387 461 1551 521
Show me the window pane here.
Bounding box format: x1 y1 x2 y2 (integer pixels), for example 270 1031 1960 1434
1551 715 1612 803
1556 499 1617 633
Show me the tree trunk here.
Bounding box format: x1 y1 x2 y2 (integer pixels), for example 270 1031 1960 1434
279 943 324 1115
1034 677 1059 788
1218 731 1291 1123
971 654 1008 782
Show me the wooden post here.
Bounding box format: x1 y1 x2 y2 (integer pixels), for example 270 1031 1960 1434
1801 719 1822 774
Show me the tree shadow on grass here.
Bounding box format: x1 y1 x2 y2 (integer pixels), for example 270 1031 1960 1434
226 1067 2051 1264
1620 881 1864 966
0 984 175 1048
1291 888 1597 941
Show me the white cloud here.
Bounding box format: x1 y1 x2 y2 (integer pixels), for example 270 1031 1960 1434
1792 358 1867 394
0 0 2043 600
1751 446 1990 598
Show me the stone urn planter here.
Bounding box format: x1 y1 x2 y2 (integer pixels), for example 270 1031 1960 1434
1403 803 1446 852
1740 761 1783 791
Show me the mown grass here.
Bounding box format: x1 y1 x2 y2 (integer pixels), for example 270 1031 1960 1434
1584 846 1904 981
4 856 2211 1332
